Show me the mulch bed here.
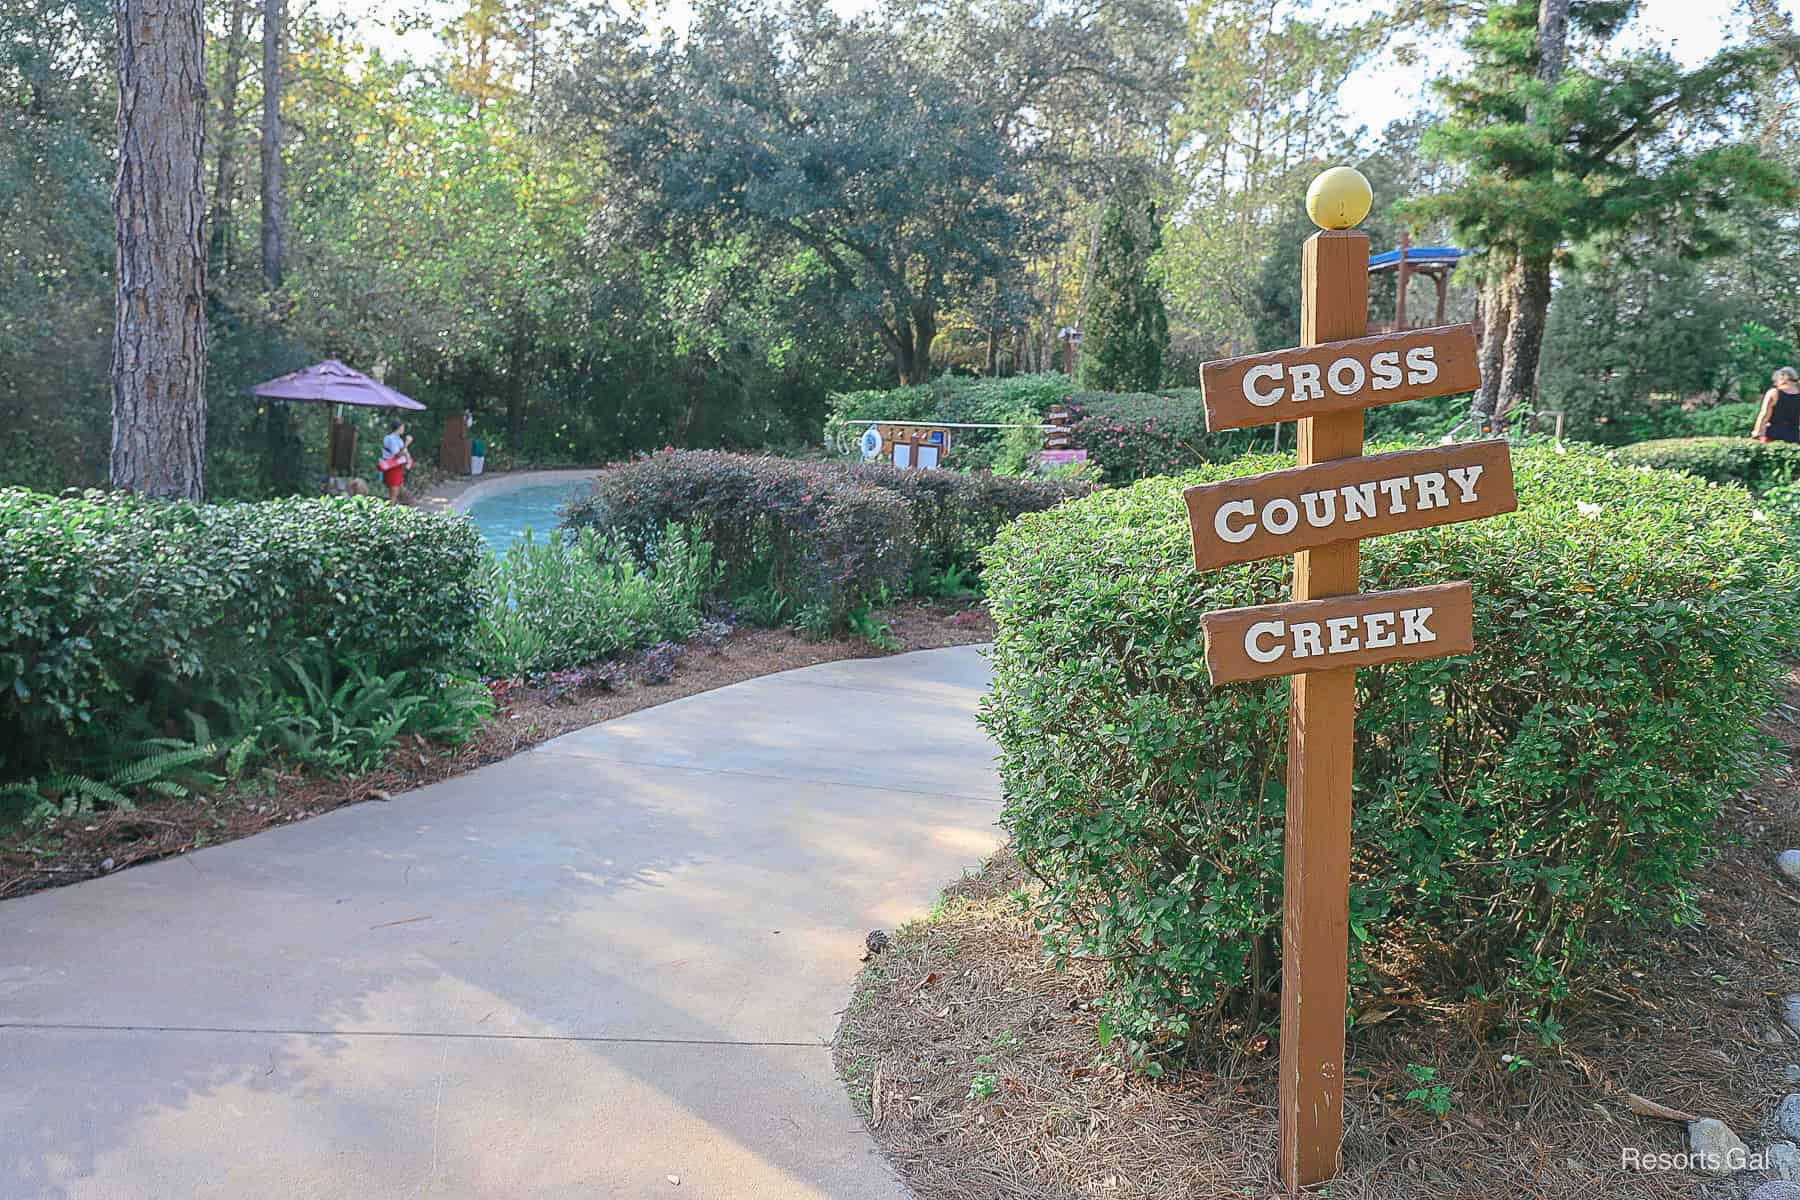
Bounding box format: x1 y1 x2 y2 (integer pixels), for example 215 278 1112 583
0 599 992 902
833 675 1800 1200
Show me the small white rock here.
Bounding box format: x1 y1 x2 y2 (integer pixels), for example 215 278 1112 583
1768 1141 1800 1182
1779 849 1800 884
666 1175 680 1186
1751 1182 1800 1200
1787 995 1800 1040
1787 1065 1800 1085
1780 1095 1800 1140
1688 1118 1749 1176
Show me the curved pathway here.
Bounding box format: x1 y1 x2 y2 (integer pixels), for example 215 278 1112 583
0 647 1000 1199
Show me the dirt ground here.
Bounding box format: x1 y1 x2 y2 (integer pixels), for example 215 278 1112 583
0 599 992 902
833 676 1800 1200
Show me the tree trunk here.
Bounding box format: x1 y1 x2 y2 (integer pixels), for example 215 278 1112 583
1479 0 1570 425
1496 256 1552 420
210 0 247 271
111 0 208 500
1472 256 1511 427
1535 0 1572 84
260 0 284 292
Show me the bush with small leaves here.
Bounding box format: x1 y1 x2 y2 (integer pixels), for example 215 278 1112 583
981 445 1797 1064
1611 436 1800 495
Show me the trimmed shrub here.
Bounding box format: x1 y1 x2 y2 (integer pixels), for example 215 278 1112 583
1611 435 1800 495
981 446 1796 1059
562 450 1087 625
1064 390 1261 482
0 489 487 783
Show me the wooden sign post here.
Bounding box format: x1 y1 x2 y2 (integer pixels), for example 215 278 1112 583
1184 168 1515 1192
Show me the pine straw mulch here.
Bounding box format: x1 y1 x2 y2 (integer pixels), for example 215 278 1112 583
0 598 992 902
833 675 1800 1200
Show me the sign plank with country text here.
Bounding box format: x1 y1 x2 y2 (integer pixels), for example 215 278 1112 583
1182 439 1515 571
1200 323 1480 432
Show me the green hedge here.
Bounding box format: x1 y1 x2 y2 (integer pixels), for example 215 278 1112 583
562 451 1088 626
0 489 487 781
980 446 1796 1059
1587 402 1761 446
1611 436 1800 495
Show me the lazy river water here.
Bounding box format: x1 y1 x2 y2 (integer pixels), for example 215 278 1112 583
461 480 590 553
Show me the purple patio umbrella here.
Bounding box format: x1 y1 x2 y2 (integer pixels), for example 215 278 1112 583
251 359 426 410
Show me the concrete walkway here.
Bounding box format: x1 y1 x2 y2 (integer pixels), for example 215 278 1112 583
0 647 1001 1199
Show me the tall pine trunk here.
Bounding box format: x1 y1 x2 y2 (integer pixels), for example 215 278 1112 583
260 0 284 292
1472 256 1511 426
210 0 246 271
110 0 208 500
1497 256 1552 420
1481 0 1571 425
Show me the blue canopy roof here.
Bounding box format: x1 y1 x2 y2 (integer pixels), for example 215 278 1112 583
1368 246 1465 272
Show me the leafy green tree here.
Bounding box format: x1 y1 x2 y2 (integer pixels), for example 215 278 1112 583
1412 0 1793 425
1537 246 1744 430
563 0 1163 384
1079 183 1168 391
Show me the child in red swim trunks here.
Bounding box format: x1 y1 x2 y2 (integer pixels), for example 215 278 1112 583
377 419 414 503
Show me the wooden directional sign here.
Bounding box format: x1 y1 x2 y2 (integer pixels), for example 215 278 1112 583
1201 323 1480 433
1182 440 1515 570
1199 582 1474 684
1179 168 1517 1196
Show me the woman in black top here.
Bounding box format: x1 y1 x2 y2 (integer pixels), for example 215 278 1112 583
1754 367 1800 443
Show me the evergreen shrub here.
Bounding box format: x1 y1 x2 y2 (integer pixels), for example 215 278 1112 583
980 446 1796 1060
563 450 1087 625
0 489 487 781
1612 435 1800 494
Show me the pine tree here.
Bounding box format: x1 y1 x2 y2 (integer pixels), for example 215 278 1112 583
1410 0 1791 427
1080 184 1169 392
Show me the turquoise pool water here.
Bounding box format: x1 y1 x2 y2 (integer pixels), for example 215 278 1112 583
464 482 587 552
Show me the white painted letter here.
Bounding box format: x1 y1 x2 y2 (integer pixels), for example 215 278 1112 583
1377 475 1413 514
1370 350 1402 390
1341 482 1378 521
1446 465 1485 503
1327 356 1366 396
1326 615 1361 654
1400 607 1436 645
1262 497 1299 535
1413 471 1449 510
1405 346 1439 385
1214 499 1256 543
1301 489 1337 528
1291 622 1325 659
1244 363 1285 407
1289 363 1324 402
1246 621 1286 663
1364 611 1397 648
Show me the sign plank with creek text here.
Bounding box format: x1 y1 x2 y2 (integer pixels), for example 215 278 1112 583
1200 323 1480 432
1182 439 1515 571
1199 582 1474 685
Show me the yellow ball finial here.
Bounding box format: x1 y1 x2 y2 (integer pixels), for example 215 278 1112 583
1306 166 1373 230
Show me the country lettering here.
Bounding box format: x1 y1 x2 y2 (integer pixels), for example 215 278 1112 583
1208 465 1492 545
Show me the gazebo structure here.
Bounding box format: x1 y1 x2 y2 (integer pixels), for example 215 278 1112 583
1367 233 1465 333
252 359 426 476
